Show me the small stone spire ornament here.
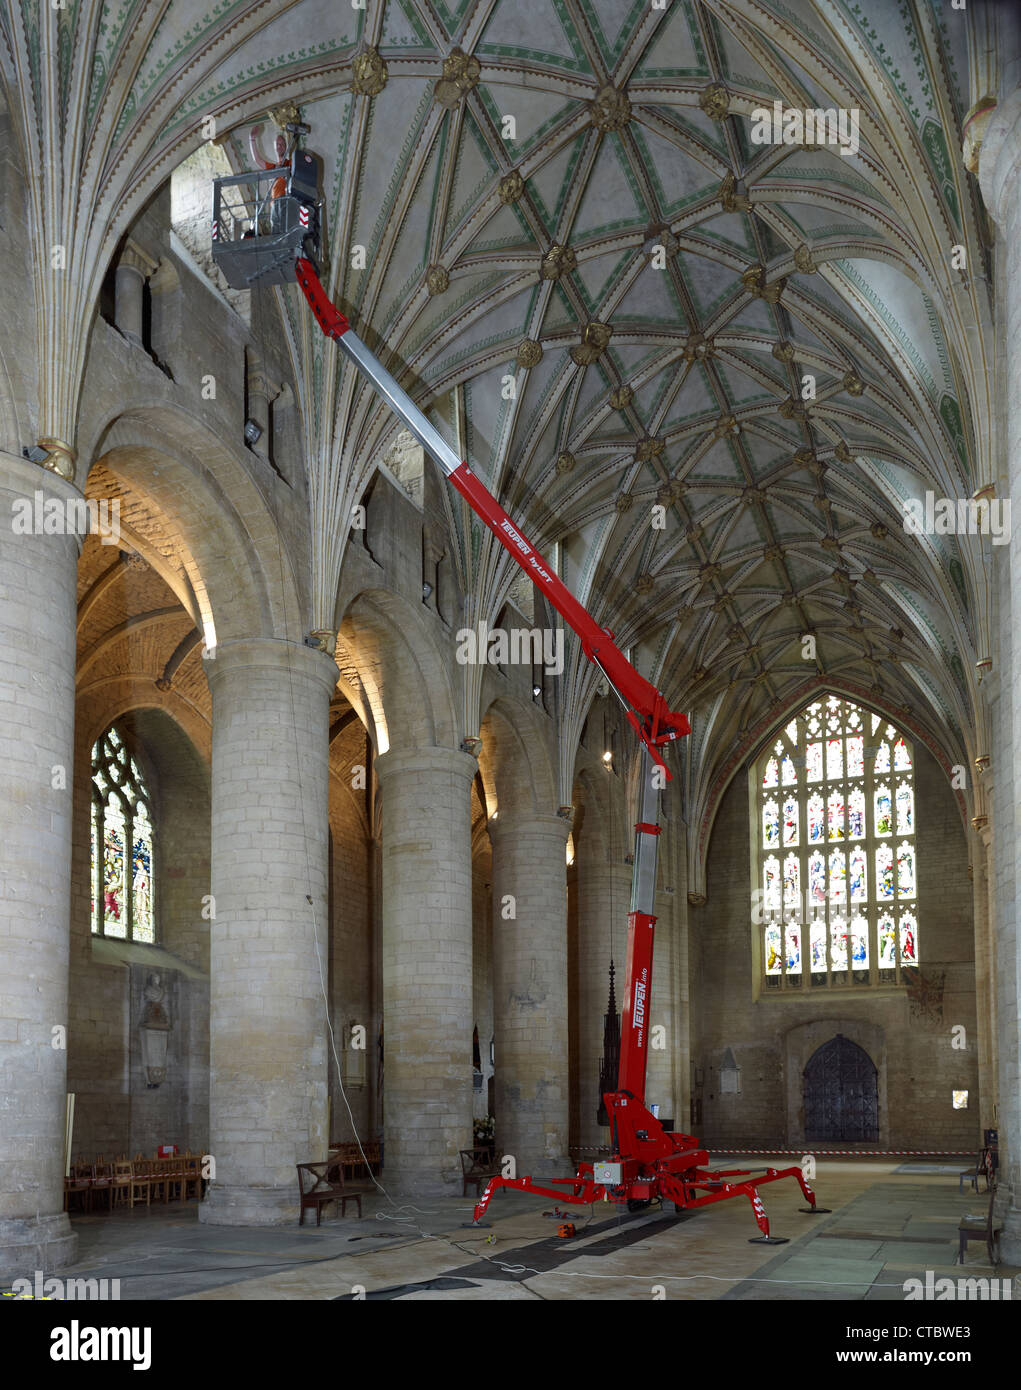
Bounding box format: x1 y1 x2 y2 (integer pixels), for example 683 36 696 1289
597 960 621 1127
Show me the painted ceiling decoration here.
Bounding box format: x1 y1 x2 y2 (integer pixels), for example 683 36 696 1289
0 0 997 831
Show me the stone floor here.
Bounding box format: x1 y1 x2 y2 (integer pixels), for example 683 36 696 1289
21 1157 1019 1301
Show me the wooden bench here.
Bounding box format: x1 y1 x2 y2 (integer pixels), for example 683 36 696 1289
460 1147 500 1198
959 1181 1010 1265
296 1160 364 1225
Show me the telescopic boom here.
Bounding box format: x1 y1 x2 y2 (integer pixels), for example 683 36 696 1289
293 256 690 777
209 181 826 1234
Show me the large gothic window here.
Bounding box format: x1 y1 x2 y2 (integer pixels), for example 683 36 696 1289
90 726 155 942
754 697 916 992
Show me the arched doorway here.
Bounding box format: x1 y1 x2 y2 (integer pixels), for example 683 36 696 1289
803 1035 879 1142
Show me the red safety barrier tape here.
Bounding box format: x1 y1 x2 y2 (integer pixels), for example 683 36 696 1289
569 1147 974 1157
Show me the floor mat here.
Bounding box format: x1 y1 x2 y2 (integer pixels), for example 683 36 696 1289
335 1276 481 1301
892 1164 973 1176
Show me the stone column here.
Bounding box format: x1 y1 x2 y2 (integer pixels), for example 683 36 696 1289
374 746 475 1196
491 812 570 1177
573 835 630 1150
971 819 997 1132
0 450 79 1276
199 637 336 1225
980 85 1021 1261
114 242 154 347
471 834 494 1121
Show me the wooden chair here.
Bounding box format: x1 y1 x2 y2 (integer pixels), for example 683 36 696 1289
162 1157 185 1203
459 1147 500 1198
127 1160 152 1208
64 1165 92 1213
959 1148 991 1194
296 1160 364 1225
90 1162 115 1213
147 1157 170 1204
959 1181 1010 1265
111 1160 132 1208
180 1154 202 1201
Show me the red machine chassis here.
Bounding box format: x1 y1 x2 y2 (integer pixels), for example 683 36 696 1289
471 1093 823 1239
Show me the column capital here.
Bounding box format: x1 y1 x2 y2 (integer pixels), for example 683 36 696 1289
488 810 570 845
375 743 478 786
978 87 1021 230
202 636 339 696
118 238 159 279
0 445 80 492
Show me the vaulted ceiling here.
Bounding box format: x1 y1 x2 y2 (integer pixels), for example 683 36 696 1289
1 0 997 804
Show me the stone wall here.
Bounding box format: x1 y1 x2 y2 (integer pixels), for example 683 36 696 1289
67 708 211 1160
328 729 377 1144
693 738 979 1150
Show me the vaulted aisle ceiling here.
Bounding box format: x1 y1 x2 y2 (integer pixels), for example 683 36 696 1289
0 0 994 792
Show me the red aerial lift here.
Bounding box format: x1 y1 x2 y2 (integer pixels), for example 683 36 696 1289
211 152 828 1241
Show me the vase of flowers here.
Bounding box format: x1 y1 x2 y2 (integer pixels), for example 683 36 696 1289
473 1116 495 1154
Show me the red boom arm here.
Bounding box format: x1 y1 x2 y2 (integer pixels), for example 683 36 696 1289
290 253 826 1239
294 256 690 775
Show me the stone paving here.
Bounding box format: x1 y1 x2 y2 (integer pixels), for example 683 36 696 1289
13 1159 1017 1301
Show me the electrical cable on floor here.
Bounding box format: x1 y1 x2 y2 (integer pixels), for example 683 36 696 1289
261 539 938 1302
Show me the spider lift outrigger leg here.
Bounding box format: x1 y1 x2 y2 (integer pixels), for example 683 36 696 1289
288 252 829 1242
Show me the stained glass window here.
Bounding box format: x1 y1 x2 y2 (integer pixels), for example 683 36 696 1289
810 920 827 972
763 855 781 911
876 844 894 899
755 697 918 991
806 741 822 781
90 726 156 943
899 912 917 963
849 915 869 968
848 786 866 839
849 846 867 902
807 793 825 843
878 915 897 967
808 852 826 905
897 842 915 897
874 784 892 836
847 736 864 777
765 922 782 974
783 853 800 910
826 738 842 780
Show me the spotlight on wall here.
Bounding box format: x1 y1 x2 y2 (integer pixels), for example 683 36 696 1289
422 581 434 599
22 445 50 463
532 684 542 698
243 418 263 446
602 750 613 764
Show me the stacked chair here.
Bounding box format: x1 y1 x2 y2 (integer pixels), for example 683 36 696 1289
64 1151 206 1212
